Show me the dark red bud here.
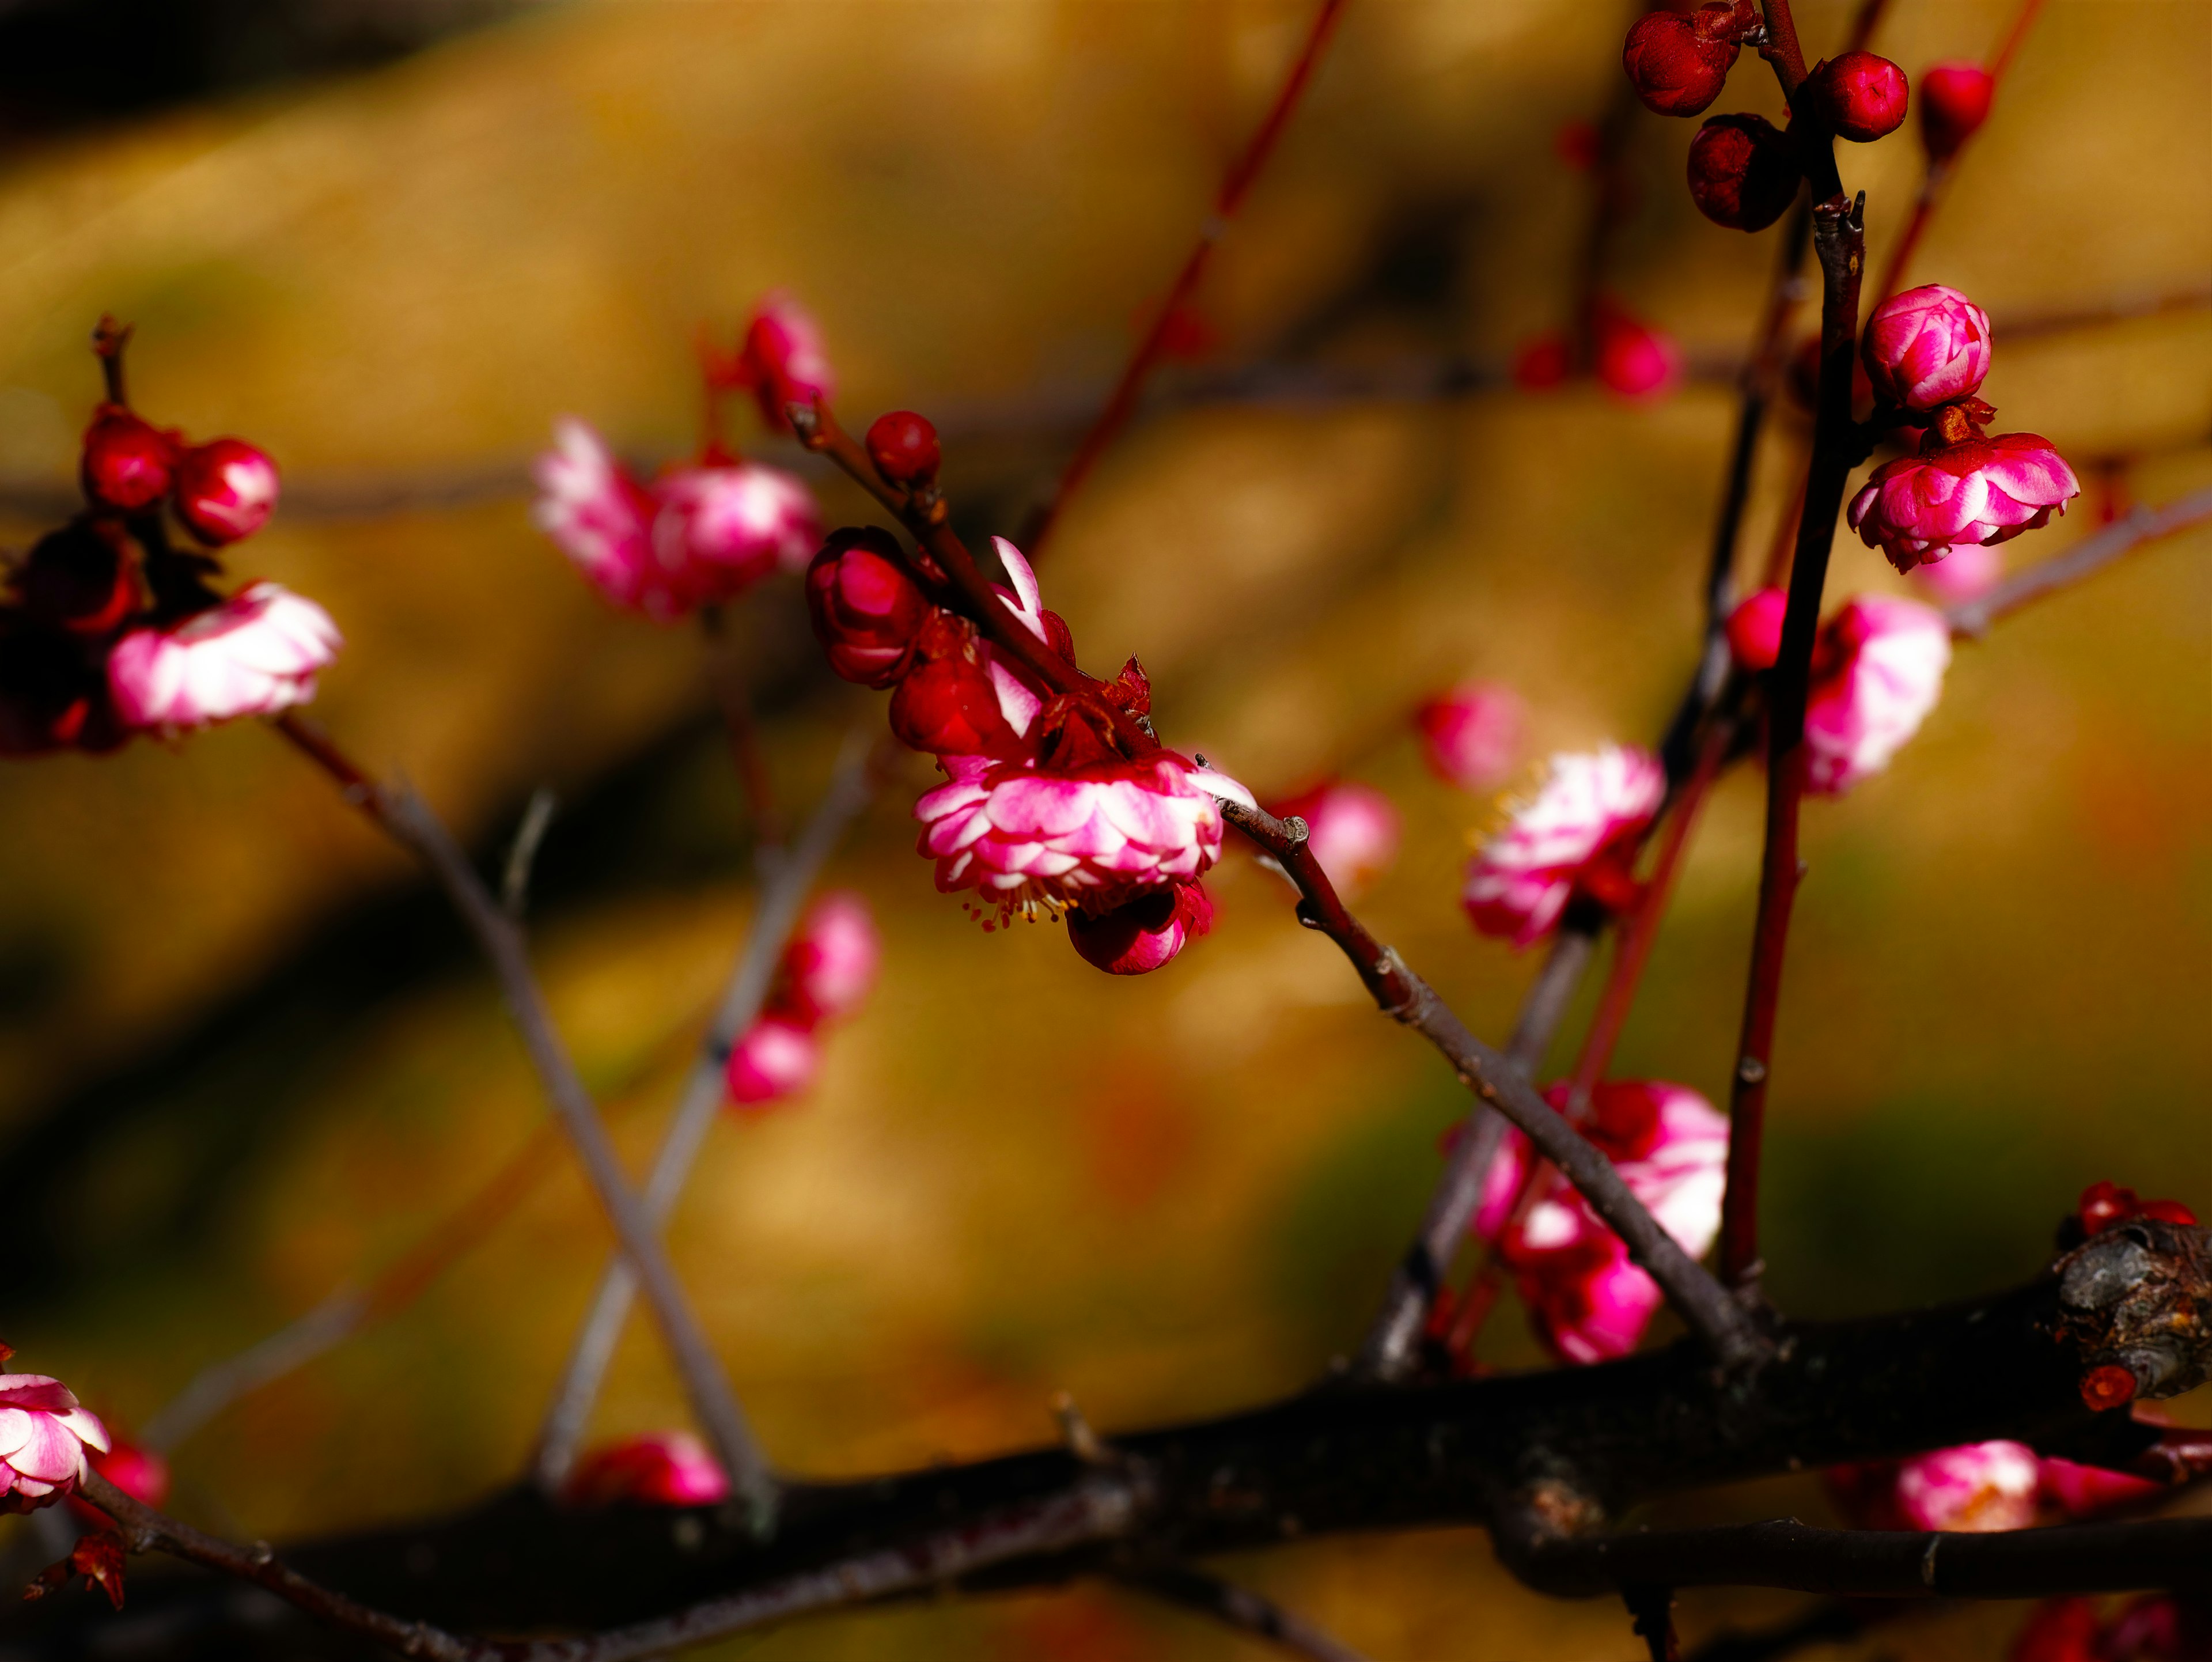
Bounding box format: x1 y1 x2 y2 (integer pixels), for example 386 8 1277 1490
1804 52 1910 143
1622 10 1738 118
1067 882 1212 976
14 521 138 638
1918 62 1993 162
805 527 929 688
864 411 941 487
887 612 1027 758
80 407 177 512
1687 113 1802 232
172 438 279 546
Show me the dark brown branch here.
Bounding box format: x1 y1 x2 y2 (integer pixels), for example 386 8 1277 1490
1218 798 1762 1368
1120 1565 1375 1662
1946 484 2212 638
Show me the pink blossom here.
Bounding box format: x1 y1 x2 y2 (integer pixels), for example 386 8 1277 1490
108 582 341 732
1270 781 1400 898
915 751 1252 927
650 461 819 597
724 1016 820 1109
1802 595 1950 796
1415 681 1524 791
1463 744 1665 946
533 419 668 616
1908 536 2002 601
777 891 880 1027
563 1431 730 1507
741 296 835 431
1474 1082 1729 1365
1594 306 1683 403
1067 881 1213 975
0 1374 109 1513
1861 285 1993 411
1895 1441 2042 1532
1847 432 2080 573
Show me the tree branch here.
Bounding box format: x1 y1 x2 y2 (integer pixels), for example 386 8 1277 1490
1120 1565 1376 1662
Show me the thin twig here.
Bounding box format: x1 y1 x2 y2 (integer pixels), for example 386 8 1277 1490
502 788 560 918
1945 484 2212 638
272 713 778 1534
1122 1565 1375 1662
1025 0 1349 555
531 735 884 1491
138 1290 369 1452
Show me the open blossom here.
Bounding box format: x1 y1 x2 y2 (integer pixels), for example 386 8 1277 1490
1802 595 1949 796
1474 1082 1729 1365
724 1015 820 1109
1270 781 1400 898
774 892 880 1027
1862 285 1992 411
534 419 667 615
915 751 1252 927
0 1373 110 1513
564 1431 729 1506
1831 1440 2041 1533
1848 433 2080 573
1067 881 1213 975
1415 681 1524 791
1463 744 1664 946
652 461 819 593
108 582 341 732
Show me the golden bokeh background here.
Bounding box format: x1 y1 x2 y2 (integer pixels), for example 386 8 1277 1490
0 1 2207 1656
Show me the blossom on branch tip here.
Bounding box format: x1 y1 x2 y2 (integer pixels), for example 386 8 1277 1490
1067 881 1213 975
652 460 819 596
563 1431 730 1506
1802 595 1949 796
107 582 342 733
1919 63 1994 164
0 1373 109 1513
737 296 835 432
1804 52 1910 143
1269 781 1400 898
774 891 880 1027
1848 433 2080 573
1861 285 1993 412
172 438 280 547
1725 586 1787 671
1463 744 1664 947
1621 6 1748 117
865 411 941 487
1415 680 1523 791
80 407 178 512
724 1016 820 1110
1687 114 1801 233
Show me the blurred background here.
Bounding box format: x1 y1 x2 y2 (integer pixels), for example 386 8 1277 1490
0 0 2207 1656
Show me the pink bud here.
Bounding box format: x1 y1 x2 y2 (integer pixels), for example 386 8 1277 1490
805 527 930 688
1593 306 1683 403
740 295 835 432
1804 52 1910 143
1621 9 1739 118
0 1372 110 1514
69 1434 169 1525
724 1016 820 1109
80 407 177 512
887 612 1037 758
2036 1456 2160 1520
564 1431 730 1506
1415 681 1524 792
865 411 941 487
776 891 880 1026
171 438 279 546
1687 113 1801 232
107 582 342 733
1861 284 1993 411
1848 432 2080 573
1269 781 1400 898
1067 881 1213 975
1725 586 1787 670
1918 62 1994 162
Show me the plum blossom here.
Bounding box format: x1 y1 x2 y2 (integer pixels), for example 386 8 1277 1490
1067 881 1213 975
774 892 880 1027
1831 1440 2041 1533
915 751 1252 928
1802 595 1950 796
1594 305 1684 402
1861 285 1993 412
564 1431 730 1506
1270 781 1400 898
1848 432 2080 573
1473 1081 1729 1365
1908 537 2002 603
737 296 835 431
1725 585 1787 670
1463 744 1665 946
0 1373 110 1513
1918 62 1994 162
534 419 665 615
107 582 341 733
652 461 819 593
724 1016 819 1110
1415 681 1524 791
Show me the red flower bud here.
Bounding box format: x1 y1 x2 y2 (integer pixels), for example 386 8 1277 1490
1622 8 1740 118
887 612 1033 758
1804 52 1910 143
1917 62 1993 162
2078 1364 2137 1413
14 521 138 638
1067 881 1213 976
172 438 279 545
80 407 177 512
1687 113 1802 232
865 411 941 487
1725 586 1787 670
805 527 929 687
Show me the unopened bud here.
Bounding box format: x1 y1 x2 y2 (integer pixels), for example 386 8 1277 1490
1687 113 1802 232
1803 52 1910 143
172 438 279 545
1917 62 1993 162
1725 586 1787 670
1622 9 1740 118
80 407 177 512
865 411 941 488
805 527 929 687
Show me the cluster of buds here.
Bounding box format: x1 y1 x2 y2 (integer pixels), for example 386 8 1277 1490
2010 1594 2208 1662
562 1429 728 1507
1828 1437 2160 1536
804 406 1250 977
724 892 880 1108
534 298 827 622
1514 302 1684 404
1472 1081 1729 1364
2075 1179 2198 1236
1849 285 2080 573
0 1346 110 1515
2 322 338 756
1462 744 1665 947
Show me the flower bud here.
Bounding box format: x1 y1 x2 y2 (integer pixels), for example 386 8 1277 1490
1918 62 1993 162
1804 52 1909 142
1415 681 1523 791
14 521 137 638
565 1432 730 1506
1269 781 1400 899
1621 9 1739 118
774 891 880 1027
171 438 279 545
1067 882 1213 976
887 611 1035 758
1593 306 1683 403
1861 283 1991 411
1724 586 1787 670
79 407 177 512
1848 433 2080 574
740 296 834 432
805 527 930 688
1687 113 1801 232
724 1016 819 1109
865 411 941 487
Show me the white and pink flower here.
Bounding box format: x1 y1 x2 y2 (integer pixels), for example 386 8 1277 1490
777 892 880 1027
724 1016 820 1110
1463 744 1665 947
563 1430 730 1507
0 1374 109 1513
1270 781 1400 898
652 461 819 595
1861 285 1993 412
533 419 667 616
916 751 1251 926
1832 1440 2042 1534
1803 595 1950 796
1848 433 2080 574
107 582 340 732
1416 681 1525 792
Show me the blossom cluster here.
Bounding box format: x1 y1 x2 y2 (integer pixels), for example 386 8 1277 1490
724 891 881 1109
2 334 338 753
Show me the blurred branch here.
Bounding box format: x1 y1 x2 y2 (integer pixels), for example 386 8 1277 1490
271 713 778 1534
1120 1565 1376 1662
1945 483 2212 638
502 787 560 918
530 733 885 1493
137 1289 369 1453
